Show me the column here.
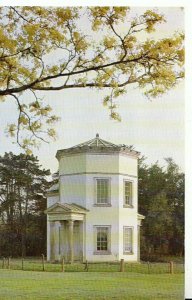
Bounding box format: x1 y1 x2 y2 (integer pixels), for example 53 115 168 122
79 221 84 262
68 220 74 263
60 221 65 258
47 220 51 261
54 221 60 261
50 221 55 261
50 221 61 261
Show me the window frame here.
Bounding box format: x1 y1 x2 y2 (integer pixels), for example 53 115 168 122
93 225 111 255
123 179 133 207
94 177 111 206
123 226 134 255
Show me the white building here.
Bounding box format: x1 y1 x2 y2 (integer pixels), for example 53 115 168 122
45 134 144 262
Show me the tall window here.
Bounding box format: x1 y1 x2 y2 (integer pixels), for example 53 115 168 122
94 226 111 253
96 178 110 204
97 227 108 251
124 227 133 254
124 180 133 206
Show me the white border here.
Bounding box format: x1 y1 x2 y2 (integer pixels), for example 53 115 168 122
185 2 192 299
0 0 187 7
0 0 191 297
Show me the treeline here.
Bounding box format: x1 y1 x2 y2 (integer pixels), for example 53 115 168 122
0 152 184 259
0 153 51 257
139 157 184 260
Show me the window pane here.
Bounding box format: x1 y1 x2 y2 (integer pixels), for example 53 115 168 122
96 227 108 251
96 179 109 204
124 181 132 205
124 227 133 253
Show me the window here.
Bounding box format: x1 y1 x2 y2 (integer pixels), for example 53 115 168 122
96 178 110 205
124 180 133 206
94 226 111 254
124 227 133 254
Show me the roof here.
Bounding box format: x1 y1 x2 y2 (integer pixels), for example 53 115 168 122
137 213 145 220
56 134 140 159
45 202 89 214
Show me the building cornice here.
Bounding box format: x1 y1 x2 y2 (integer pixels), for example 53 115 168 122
56 149 140 160
59 172 137 178
46 191 59 197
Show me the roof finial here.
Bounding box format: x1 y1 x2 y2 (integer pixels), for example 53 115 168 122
96 133 99 138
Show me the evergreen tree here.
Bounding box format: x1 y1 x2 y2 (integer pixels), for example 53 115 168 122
138 157 184 259
0 152 51 257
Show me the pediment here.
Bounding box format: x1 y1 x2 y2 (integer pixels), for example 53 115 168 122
45 202 88 215
51 207 67 213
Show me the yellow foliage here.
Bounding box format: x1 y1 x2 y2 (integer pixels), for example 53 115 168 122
113 7 128 18
103 36 117 49
90 7 110 18
110 111 121 122
8 124 16 137
19 115 28 125
56 7 75 23
103 96 110 106
31 121 42 131
92 19 102 31
124 36 137 49
48 128 56 139
0 7 184 151
26 149 33 155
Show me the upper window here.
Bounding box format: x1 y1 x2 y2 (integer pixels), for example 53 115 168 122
123 226 133 254
124 180 133 206
96 178 110 205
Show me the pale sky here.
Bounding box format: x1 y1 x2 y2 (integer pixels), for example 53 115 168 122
0 7 184 173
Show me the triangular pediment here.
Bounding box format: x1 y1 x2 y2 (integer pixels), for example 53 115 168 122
51 206 66 213
44 202 88 215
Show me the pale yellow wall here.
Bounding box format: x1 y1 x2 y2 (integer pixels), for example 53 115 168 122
85 174 120 261
59 152 137 176
84 171 138 262
86 153 119 174
118 215 138 262
119 155 138 176
59 154 86 175
118 175 138 261
60 174 86 207
47 195 59 208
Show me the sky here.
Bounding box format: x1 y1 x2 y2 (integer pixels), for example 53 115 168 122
0 7 184 173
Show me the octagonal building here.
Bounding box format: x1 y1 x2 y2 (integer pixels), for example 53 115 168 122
46 134 144 262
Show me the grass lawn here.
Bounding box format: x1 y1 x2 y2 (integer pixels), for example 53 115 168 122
0 269 184 300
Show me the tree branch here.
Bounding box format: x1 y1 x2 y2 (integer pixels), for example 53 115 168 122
10 93 49 145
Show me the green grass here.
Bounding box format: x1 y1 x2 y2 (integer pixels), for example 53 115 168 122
0 269 184 300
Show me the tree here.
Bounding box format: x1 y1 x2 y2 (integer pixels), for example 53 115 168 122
164 158 184 256
0 152 51 256
138 157 184 259
0 7 184 153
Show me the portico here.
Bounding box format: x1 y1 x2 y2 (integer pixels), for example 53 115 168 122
45 203 88 262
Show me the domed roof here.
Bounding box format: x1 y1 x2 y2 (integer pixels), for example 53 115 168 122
56 134 140 159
